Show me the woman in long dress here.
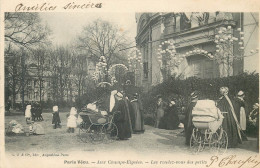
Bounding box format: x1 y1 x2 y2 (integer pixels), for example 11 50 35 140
233 91 248 141
112 92 132 140
155 95 166 128
216 87 242 148
164 100 180 130
131 93 144 133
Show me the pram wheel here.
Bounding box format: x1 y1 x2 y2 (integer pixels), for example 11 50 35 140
209 132 219 152
102 123 118 142
217 129 228 154
190 128 204 153
89 124 104 144
78 122 90 143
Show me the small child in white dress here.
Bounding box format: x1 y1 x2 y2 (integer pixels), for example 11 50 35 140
67 107 77 133
25 105 32 124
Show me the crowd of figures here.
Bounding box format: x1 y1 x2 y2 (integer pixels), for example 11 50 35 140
19 86 259 149
22 89 145 141
107 90 145 140
184 87 259 149
25 102 44 123
152 86 259 150
154 95 182 130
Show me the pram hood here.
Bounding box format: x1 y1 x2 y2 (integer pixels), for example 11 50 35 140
192 100 224 132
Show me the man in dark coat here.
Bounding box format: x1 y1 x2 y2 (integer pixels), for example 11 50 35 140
184 91 199 146
112 92 132 140
131 93 145 133
217 87 242 148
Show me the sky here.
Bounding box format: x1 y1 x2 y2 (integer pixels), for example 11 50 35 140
39 12 258 73
40 12 137 46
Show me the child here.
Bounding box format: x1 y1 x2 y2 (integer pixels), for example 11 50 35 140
67 107 77 133
52 105 61 129
25 105 32 124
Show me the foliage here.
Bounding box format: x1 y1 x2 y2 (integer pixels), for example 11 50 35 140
141 72 259 116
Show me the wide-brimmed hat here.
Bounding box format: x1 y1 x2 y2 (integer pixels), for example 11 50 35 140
190 91 199 99
220 87 229 95
116 92 123 98
170 101 176 105
237 90 245 97
133 93 139 98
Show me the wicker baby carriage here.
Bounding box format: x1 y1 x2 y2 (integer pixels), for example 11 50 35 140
190 100 228 154
78 110 118 144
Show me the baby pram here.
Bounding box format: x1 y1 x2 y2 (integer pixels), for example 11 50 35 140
78 109 118 144
190 100 228 154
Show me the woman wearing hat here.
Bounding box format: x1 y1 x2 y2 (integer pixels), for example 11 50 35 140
233 90 248 141
112 91 132 140
217 87 242 148
131 93 145 133
154 95 167 128
163 99 180 130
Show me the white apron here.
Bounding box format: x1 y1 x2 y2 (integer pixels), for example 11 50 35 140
240 107 246 130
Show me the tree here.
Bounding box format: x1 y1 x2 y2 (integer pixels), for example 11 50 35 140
71 49 89 108
4 12 50 110
48 46 74 106
5 12 50 50
77 19 132 83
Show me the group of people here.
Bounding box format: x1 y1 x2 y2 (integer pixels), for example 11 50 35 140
184 87 258 148
154 95 181 130
22 86 258 149
109 90 145 140
24 102 44 123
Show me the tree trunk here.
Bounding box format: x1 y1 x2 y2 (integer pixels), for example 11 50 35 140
21 52 25 113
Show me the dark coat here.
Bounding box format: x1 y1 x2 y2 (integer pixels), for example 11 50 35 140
52 111 61 124
131 99 145 132
162 105 180 130
113 99 132 139
184 101 197 145
217 96 242 148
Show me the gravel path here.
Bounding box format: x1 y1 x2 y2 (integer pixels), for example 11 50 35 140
5 112 258 155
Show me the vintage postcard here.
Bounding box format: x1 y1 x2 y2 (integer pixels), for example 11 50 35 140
1 0 260 168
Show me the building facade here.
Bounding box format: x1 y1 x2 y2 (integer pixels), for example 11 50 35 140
135 12 259 91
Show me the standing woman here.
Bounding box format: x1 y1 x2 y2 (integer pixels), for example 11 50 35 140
164 100 180 130
233 90 248 141
154 95 166 128
131 93 145 133
112 92 132 140
216 87 242 148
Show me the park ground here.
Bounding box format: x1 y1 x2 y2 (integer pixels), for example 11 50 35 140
4 111 258 155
